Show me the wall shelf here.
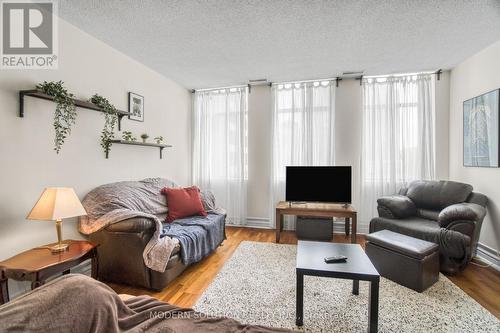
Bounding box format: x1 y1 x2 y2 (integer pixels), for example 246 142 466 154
19 89 130 130
107 140 172 159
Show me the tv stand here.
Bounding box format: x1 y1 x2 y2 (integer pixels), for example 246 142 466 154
275 201 357 243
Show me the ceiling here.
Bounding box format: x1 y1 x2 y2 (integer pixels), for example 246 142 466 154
59 0 500 89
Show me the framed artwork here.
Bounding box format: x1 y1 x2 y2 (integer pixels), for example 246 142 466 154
128 92 144 122
463 89 500 167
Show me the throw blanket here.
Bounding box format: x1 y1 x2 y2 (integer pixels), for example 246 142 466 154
438 228 471 269
79 178 179 272
162 213 226 265
0 274 295 333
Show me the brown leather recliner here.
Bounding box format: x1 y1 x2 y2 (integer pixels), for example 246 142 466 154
89 217 187 291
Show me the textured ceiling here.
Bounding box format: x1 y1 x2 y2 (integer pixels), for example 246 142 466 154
59 0 500 89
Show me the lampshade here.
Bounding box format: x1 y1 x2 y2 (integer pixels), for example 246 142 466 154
27 187 87 221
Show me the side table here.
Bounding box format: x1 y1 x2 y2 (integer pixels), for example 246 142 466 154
0 240 98 305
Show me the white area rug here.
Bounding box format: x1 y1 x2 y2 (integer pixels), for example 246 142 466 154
194 241 499 332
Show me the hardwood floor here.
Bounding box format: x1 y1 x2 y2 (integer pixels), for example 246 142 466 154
108 226 500 319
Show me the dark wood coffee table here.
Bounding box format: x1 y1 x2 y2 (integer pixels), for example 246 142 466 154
296 240 380 333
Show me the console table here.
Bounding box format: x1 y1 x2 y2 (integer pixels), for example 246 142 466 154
275 201 357 243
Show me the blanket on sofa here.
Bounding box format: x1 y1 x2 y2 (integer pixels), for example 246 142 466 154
162 213 226 265
0 274 295 333
79 178 179 272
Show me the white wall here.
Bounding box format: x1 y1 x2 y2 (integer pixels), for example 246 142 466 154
334 79 363 225
247 86 272 224
449 40 500 252
246 76 450 232
435 72 451 180
0 18 191 264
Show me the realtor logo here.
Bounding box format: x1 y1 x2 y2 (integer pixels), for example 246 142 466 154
1 0 58 69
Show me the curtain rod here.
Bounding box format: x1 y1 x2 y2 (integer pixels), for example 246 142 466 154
270 77 339 86
359 69 442 81
191 69 442 93
191 84 249 93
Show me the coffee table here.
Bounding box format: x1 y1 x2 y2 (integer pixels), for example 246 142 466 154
296 240 380 333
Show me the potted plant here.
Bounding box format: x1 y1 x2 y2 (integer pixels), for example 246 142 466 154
140 133 149 143
89 94 118 156
122 131 136 142
36 81 76 153
154 136 164 144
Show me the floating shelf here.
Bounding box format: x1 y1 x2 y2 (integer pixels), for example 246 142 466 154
19 89 131 131
107 140 172 159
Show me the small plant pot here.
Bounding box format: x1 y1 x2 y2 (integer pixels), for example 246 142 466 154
142 138 147 143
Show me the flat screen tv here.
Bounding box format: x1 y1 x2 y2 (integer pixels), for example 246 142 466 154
286 166 351 204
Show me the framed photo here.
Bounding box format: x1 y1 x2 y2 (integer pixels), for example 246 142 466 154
128 92 144 122
463 89 500 167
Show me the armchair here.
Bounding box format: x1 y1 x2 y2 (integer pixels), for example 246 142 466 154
370 180 488 274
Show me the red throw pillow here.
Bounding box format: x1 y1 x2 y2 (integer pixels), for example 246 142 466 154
161 186 207 222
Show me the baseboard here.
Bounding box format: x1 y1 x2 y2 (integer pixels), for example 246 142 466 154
226 217 272 229
228 217 370 234
475 243 500 272
72 260 92 275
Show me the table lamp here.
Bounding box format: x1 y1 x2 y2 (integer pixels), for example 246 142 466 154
27 188 87 253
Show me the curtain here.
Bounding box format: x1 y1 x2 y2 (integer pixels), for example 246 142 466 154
270 80 336 229
192 87 248 225
360 74 436 228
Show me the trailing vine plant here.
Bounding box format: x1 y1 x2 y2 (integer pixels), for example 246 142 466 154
36 81 76 153
89 94 118 156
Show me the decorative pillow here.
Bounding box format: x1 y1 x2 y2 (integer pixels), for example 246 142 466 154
161 186 207 222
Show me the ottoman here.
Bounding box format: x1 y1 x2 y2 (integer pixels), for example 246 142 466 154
365 230 439 292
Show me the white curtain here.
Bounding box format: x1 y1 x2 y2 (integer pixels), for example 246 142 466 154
360 74 436 227
270 80 336 229
192 87 248 225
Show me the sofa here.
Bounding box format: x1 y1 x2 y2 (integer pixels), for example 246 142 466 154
369 180 487 274
85 179 226 291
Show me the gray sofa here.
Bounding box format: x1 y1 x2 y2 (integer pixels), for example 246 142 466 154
369 180 487 274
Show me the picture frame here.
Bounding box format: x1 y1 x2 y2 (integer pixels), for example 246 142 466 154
128 92 144 122
463 89 500 167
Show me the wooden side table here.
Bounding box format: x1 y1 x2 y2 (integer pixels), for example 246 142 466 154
275 201 358 243
0 240 98 305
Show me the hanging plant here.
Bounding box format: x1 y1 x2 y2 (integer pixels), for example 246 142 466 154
36 81 77 153
89 94 118 156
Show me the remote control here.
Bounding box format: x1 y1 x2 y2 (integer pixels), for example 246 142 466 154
324 255 347 263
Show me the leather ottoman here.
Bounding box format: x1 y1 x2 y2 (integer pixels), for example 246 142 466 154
365 230 439 292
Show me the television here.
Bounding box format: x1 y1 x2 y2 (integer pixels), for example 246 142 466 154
285 166 351 204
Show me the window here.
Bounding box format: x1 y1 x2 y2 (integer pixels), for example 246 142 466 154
360 74 435 224
270 80 336 228
192 86 248 225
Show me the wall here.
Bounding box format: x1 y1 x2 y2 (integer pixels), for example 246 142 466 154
246 76 450 232
247 86 272 226
0 18 191 292
449 40 500 253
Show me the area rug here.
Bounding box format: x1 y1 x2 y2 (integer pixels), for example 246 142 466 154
194 241 499 332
